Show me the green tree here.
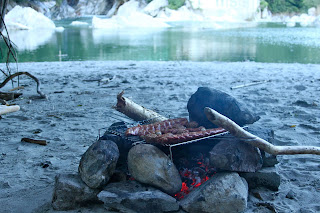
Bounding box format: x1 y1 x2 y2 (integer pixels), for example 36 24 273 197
260 0 269 10
266 0 320 13
168 0 185 10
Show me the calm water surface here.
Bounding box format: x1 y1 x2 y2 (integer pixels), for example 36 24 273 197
2 18 320 63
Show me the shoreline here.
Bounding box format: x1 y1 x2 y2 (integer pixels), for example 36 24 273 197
1 61 320 212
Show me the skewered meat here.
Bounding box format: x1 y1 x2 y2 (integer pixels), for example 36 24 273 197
125 118 189 136
143 127 226 145
125 118 226 145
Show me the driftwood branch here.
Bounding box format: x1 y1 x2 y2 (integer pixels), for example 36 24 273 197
21 138 47 146
230 80 270 90
0 72 46 98
204 107 320 155
0 91 22 101
0 105 20 115
115 91 168 122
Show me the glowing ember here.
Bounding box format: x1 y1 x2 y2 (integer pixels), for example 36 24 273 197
174 153 216 200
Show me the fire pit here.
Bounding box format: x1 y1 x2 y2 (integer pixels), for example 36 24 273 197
52 88 287 213
103 118 233 196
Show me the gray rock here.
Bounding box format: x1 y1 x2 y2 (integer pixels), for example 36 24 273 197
47 0 115 19
52 173 101 210
246 125 278 167
209 139 263 172
286 189 296 199
294 85 307 91
293 100 316 107
78 140 119 189
127 144 182 195
144 0 168 17
0 181 11 189
75 0 115 16
262 151 279 167
180 172 248 213
50 0 77 20
239 167 281 191
187 87 260 128
98 181 179 213
100 121 133 173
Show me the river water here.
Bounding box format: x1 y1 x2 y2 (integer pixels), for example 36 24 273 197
2 17 320 64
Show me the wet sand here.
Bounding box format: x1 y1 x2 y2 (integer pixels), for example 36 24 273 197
0 61 320 212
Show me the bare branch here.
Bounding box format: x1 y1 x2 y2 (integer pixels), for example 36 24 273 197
204 107 320 155
0 72 46 98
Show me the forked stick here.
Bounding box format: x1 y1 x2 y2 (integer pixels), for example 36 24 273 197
204 107 320 155
0 72 46 98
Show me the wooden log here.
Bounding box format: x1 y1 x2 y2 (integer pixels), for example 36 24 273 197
9 86 24 91
204 107 320 155
115 91 168 122
0 92 22 101
21 138 47 146
0 105 20 115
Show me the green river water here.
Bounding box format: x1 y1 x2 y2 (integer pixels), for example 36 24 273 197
2 18 320 64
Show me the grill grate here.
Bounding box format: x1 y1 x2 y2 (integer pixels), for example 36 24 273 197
100 116 248 160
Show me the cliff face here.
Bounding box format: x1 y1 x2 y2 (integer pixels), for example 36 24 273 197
7 0 121 20
6 0 264 21
51 0 115 19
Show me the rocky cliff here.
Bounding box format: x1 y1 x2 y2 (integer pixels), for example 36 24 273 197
6 0 263 21
7 0 124 20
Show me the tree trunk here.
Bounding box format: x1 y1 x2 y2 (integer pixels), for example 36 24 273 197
0 0 8 31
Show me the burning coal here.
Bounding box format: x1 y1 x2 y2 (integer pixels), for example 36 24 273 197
174 153 216 200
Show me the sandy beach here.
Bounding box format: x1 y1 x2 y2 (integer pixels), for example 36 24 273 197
0 61 320 212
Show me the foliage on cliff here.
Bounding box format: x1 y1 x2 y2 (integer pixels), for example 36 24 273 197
260 0 269 11
168 0 185 10
266 0 320 14
146 0 186 10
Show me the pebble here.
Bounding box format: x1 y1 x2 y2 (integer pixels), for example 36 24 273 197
286 190 296 199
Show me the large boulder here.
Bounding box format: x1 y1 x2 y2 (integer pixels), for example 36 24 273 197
5 5 56 30
143 0 168 17
78 140 119 189
187 87 260 128
246 125 278 167
209 139 263 172
100 122 133 172
92 12 170 29
92 0 170 29
127 144 182 194
180 172 248 213
240 167 281 191
52 173 101 210
98 181 179 213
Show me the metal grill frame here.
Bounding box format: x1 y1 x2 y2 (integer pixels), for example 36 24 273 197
99 117 247 161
